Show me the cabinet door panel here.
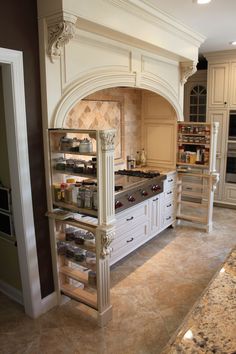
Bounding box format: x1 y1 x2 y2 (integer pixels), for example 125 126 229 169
144 123 176 168
208 110 227 201
208 64 229 108
229 62 236 108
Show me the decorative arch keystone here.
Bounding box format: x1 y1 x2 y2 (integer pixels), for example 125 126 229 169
180 60 198 85
47 15 77 62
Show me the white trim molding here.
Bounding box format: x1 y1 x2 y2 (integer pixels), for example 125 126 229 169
0 279 23 305
0 47 56 318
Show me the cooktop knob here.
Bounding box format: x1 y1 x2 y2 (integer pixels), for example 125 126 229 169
151 184 161 191
115 200 123 209
141 190 148 196
128 195 135 202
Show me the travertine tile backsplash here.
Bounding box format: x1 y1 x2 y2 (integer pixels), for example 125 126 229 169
65 87 142 166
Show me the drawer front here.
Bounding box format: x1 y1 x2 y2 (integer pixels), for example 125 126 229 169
164 173 176 189
115 201 148 232
164 200 176 216
113 215 148 246
110 223 148 264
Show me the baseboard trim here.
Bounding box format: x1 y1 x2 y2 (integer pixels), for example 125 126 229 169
32 291 58 318
0 279 23 305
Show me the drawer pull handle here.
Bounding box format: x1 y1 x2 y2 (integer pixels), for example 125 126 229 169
167 191 172 195
166 216 171 220
126 216 134 221
168 179 173 182
153 198 159 202
167 204 172 207
126 237 134 243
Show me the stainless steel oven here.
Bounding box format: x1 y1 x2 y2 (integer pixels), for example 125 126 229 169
226 143 236 183
228 110 236 140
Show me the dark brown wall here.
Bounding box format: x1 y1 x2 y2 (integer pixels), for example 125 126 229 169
0 0 54 298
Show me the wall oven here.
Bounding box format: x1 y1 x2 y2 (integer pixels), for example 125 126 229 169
226 143 236 183
228 110 236 140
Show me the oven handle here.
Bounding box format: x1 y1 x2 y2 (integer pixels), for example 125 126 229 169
227 152 236 157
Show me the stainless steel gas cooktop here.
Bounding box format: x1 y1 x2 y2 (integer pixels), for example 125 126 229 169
115 170 166 213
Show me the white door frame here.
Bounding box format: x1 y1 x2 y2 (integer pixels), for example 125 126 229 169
0 47 56 318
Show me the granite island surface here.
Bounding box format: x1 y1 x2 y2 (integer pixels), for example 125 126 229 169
161 246 236 354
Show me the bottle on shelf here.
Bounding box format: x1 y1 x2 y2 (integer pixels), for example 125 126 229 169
135 151 141 166
140 149 147 167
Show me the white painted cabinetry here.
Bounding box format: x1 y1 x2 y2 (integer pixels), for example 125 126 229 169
207 63 229 108
205 50 236 205
110 172 176 266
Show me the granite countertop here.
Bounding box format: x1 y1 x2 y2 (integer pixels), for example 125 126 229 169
161 247 236 354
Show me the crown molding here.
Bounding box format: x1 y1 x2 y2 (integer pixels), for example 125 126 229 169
105 0 205 47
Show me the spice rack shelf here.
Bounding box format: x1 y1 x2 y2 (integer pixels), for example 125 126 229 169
57 150 97 156
47 128 115 327
53 200 98 217
176 122 219 232
53 169 97 179
61 283 97 309
177 122 211 167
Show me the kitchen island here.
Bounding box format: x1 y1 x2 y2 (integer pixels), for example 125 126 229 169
161 246 236 354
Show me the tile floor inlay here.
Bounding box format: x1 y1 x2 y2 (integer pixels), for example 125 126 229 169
0 206 235 353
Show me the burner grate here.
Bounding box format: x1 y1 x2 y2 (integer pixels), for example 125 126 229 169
115 169 160 178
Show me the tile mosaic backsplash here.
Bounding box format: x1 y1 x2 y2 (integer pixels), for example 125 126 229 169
65 88 142 165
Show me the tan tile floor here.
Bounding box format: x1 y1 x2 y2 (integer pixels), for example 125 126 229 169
0 206 235 354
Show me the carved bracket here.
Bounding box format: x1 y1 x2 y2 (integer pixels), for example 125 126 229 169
180 60 198 85
47 15 77 63
100 229 115 258
99 130 116 152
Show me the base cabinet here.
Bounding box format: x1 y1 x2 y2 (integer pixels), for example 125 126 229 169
110 172 176 265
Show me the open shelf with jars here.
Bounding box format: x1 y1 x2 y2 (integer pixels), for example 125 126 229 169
177 122 211 168
46 128 116 326
176 122 219 232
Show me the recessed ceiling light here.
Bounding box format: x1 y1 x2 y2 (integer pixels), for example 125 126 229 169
230 41 236 46
193 0 212 4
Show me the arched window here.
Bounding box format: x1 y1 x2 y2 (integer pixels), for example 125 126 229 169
189 85 207 122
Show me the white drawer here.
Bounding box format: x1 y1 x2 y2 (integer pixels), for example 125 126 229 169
110 223 148 264
164 200 176 215
115 201 148 232
113 215 148 246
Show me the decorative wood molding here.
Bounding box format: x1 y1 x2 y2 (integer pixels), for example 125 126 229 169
100 229 115 258
47 15 77 62
180 61 198 85
99 130 116 152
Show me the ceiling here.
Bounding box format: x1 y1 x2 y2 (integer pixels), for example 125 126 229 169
147 0 236 54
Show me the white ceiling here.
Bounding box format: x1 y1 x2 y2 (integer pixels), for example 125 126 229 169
147 0 236 54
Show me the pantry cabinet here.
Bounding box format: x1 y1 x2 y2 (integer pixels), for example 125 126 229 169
47 128 116 326
205 50 236 206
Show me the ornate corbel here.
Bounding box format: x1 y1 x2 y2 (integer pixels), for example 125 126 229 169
180 60 198 85
100 229 115 258
47 14 77 63
99 130 116 152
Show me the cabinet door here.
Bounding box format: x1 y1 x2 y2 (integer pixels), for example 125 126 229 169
229 62 236 108
149 195 161 237
208 110 227 201
208 63 229 108
144 122 176 168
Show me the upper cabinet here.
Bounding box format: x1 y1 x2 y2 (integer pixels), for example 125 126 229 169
207 63 229 108
141 91 177 169
229 62 236 108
